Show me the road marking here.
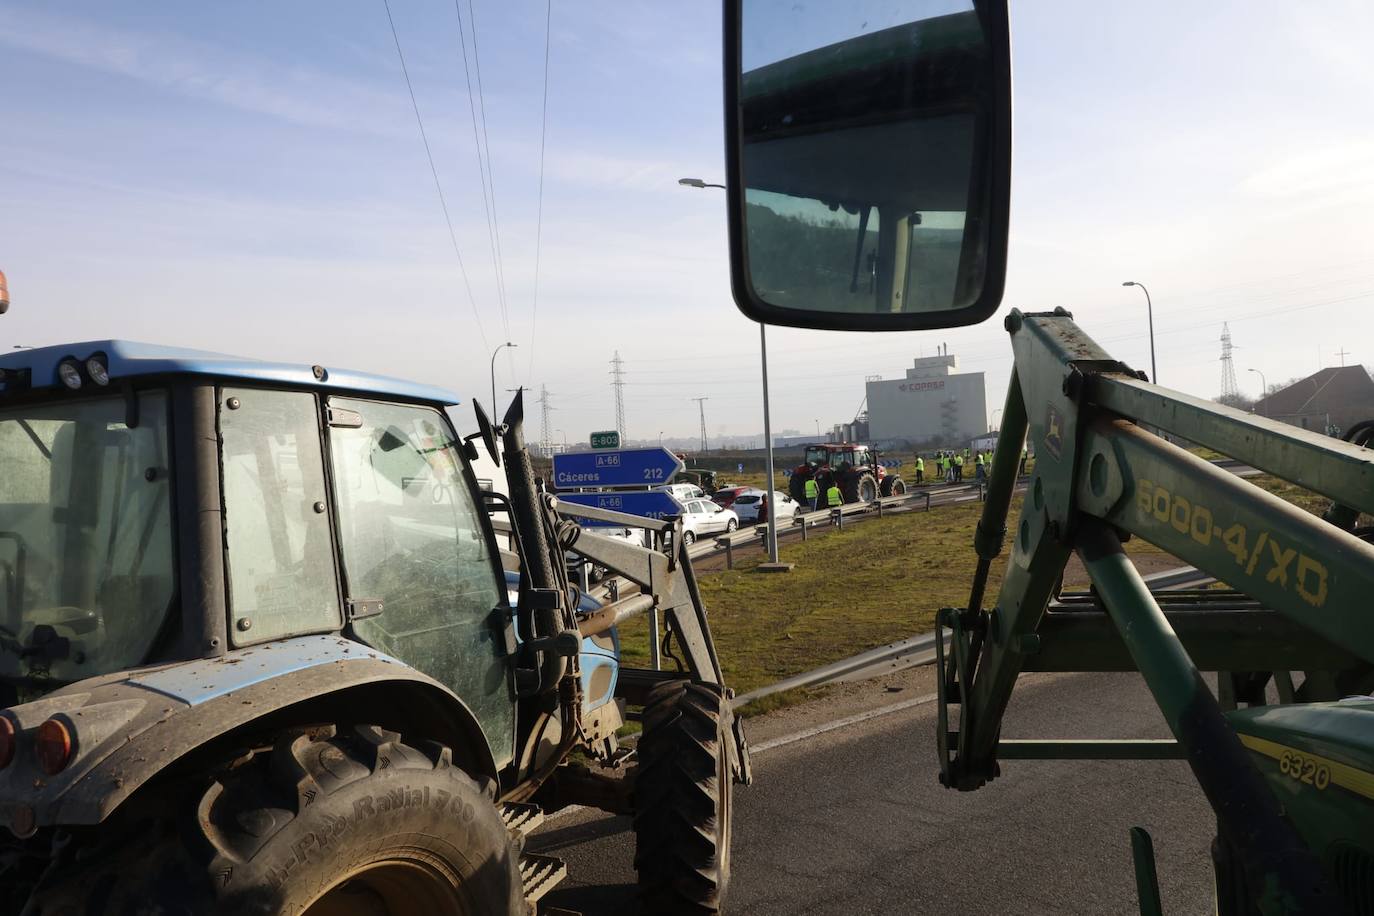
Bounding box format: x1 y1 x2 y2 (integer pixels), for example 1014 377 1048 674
750 691 939 755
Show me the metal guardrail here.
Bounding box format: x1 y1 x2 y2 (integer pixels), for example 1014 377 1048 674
730 564 1215 709
703 481 993 568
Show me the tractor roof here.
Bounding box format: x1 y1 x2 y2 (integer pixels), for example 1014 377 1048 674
0 339 460 405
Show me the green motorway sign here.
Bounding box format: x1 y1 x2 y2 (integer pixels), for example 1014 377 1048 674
590 430 620 449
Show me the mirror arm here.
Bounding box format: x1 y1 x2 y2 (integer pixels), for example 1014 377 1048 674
848 204 873 293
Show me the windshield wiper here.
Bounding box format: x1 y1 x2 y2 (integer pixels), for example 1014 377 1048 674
16 419 52 460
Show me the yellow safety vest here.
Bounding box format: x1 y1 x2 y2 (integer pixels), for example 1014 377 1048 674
915 458 924 471
804 478 819 499
826 485 842 507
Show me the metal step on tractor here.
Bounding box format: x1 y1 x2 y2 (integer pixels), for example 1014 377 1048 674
0 338 749 915
786 443 905 506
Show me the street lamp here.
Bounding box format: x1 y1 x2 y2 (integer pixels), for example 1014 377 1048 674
658 430 664 446
814 419 820 437
1248 369 1267 416
990 408 1003 432
490 341 517 415
1121 281 1157 384
677 177 726 189
678 176 785 568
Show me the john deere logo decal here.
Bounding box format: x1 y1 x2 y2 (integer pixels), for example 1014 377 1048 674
1044 405 1064 459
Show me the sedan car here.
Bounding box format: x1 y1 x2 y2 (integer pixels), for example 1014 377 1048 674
711 486 751 509
731 489 802 523
678 498 738 546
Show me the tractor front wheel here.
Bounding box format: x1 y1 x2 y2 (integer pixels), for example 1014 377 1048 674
633 680 734 914
856 474 878 503
25 725 523 916
882 476 907 496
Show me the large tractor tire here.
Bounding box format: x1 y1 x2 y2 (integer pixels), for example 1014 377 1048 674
855 473 878 503
633 680 734 915
25 725 523 916
787 472 808 503
881 476 906 496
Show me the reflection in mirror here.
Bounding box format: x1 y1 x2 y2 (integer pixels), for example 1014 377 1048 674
733 0 1006 328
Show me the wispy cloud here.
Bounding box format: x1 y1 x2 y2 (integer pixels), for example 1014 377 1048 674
0 4 408 136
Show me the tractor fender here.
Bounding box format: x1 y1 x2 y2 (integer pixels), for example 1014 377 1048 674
0 634 499 836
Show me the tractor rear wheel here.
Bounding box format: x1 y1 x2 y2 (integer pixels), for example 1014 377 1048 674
788 473 808 502
633 680 734 915
25 725 522 916
882 476 906 496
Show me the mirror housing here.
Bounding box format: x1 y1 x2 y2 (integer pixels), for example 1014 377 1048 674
724 1 1011 332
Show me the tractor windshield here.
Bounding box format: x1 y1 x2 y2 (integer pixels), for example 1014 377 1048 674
804 445 830 466
0 392 175 694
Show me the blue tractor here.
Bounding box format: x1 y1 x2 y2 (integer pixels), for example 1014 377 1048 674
0 339 749 914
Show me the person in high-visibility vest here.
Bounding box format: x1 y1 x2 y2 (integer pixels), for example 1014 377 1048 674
915 455 924 484
1020 446 1029 476
826 482 843 509
803 475 820 510
975 451 986 482
954 453 964 482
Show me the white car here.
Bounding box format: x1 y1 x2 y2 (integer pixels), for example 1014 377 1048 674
656 482 707 502
731 489 802 523
678 498 738 546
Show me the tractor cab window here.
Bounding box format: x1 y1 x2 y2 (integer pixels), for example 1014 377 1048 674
0 392 174 693
327 399 513 767
220 389 341 644
804 445 829 466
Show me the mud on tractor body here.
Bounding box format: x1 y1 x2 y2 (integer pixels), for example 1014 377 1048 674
787 442 904 506
0 340 748 915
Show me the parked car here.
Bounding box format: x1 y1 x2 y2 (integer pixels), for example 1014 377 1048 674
678 498 738 546
656 482 707 502
711 486 751 509
732 489 802 523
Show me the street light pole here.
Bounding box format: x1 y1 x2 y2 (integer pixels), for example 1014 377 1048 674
678 174 788 569
1121 281 1157 384
990 408 1003 432
759 323 781 564
490 341 517 415
1248 369 1267 416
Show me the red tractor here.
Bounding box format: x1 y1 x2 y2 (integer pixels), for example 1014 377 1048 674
788 443 905 505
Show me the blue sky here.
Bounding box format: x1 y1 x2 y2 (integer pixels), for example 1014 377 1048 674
3 1 1374 445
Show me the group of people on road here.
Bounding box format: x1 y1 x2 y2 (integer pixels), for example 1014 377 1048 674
913 445 1032 485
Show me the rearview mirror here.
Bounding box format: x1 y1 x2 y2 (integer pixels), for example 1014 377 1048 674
724 1 1010 331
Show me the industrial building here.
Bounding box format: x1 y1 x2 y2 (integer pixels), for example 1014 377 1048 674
865 353 988 447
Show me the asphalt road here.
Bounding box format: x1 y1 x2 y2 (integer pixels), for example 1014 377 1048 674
530 671 1216 915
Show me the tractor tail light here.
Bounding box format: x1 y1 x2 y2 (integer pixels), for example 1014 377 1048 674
36 719 74 775
0 717 15 769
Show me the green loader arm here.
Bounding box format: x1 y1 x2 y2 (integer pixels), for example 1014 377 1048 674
938 309 1374 914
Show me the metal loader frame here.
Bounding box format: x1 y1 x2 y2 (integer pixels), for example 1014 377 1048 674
937 308 1374 913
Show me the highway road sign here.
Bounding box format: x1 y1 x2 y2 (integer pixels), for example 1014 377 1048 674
558 491 682 527
590 430 620 449
552 447 684 489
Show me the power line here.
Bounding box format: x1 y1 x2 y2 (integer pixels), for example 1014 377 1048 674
526 0 553 384
691 397 709 452
1219 322 1239 400
610 351 627 440
452 0 511 344
538 384 554 454
381 0 489 354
